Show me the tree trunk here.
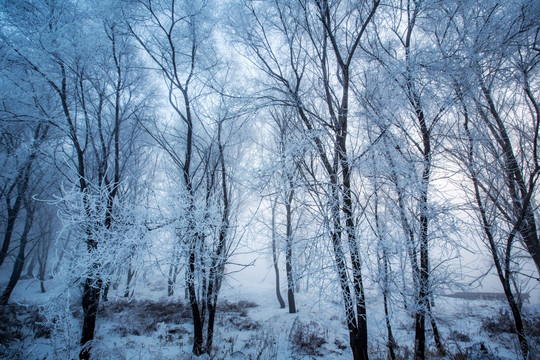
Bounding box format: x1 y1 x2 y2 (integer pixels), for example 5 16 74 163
124 263 134 298
167 262 175 297
0 207 33 305
79 276 101 360
464 112 529 359
383 286 397 360
479 82 540 277
206 300 217 352
0 206 19 267
38 254 47 294
428 302 444 355
25 251 37 278
271 200 286 308
167 245 181 296
285 188 296 313
187 248 204 355
414 173 430 360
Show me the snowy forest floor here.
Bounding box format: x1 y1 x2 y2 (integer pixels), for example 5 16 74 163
1 273 539 360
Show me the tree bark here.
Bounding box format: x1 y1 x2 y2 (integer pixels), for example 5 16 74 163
79 276 101 360
463 108 530 359
187 247 204 355
285 187 296 314
0 204 33 305
124 262 134 298
271 200 286 309
478 81 540 277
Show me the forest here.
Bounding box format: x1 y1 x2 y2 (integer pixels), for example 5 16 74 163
0 0 539 359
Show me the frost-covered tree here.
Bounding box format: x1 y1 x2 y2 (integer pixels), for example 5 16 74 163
441 1 540 357
129 0 249 354
1 1 152 358
231 1 380 358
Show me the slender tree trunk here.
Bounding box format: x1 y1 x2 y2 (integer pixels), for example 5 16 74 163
124 262 134 298
38 247 49 294
414 190 429 360
0 206 33 305
25 251 37 278
479 82 540 277
383 283 396 360
168 262 175 296
271 200 286 308
285 187 296 313
463 112 529 359
427 301 444 354
188 246 204 355
1 203 21 267
373 183 397 360
168 245 181 296
205 126 230 352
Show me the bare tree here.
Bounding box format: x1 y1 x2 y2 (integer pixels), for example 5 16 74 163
2 1 151 357
440 2 540 357
129 1 248 354
231 1 380 358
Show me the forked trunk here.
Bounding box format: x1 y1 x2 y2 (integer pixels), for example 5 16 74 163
0 213 31 305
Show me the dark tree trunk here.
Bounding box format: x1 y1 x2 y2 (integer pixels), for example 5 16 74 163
373 185 397 360
285 188 296 313
505 288 528 358
0 206 33 305
477 81 540 277
124 263 134 298
79 276 101 360
381 244 396 360
383 287 397 360
463 111 529 359
428 302 444 355
0 202 21 267
0 120 44 268
414 183 430 360
187 248 204 355
167 262 175 296
206 300 217 352
204 128 230 352
271 201 286 308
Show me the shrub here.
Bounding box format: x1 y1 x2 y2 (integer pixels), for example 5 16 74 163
289 318 327 356
102 299 191 335
245 331 277 360
481 308 515 335
465 342 501 360
524 313 540 338
0 305 24 346
227 316 261 331
448 330 471 342
218 299 258 317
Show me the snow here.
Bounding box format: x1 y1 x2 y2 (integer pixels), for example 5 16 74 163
3 257 539 360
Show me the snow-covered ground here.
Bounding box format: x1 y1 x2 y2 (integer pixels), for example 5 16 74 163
2 258 539 360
